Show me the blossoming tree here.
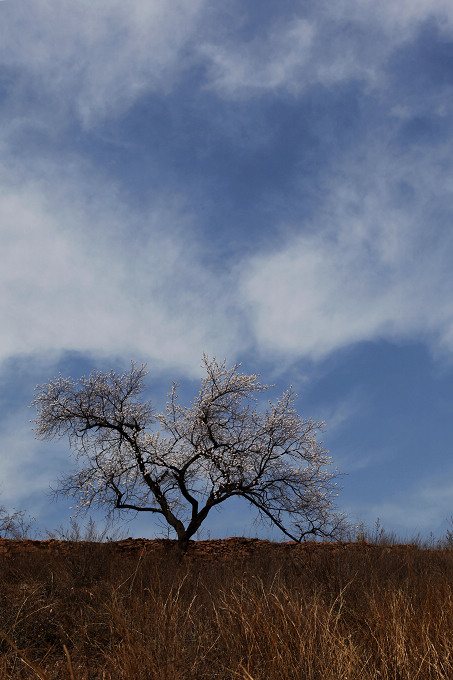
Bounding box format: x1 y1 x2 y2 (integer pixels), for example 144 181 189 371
32 356 345 552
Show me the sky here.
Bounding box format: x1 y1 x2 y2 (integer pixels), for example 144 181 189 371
2 0 453 541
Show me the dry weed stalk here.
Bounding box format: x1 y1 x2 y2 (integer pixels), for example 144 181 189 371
0 541 452 678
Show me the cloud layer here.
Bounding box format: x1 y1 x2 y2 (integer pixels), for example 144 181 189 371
201 0 453 98
0 161 239 374
2 0 453 370
2 0 453 538
240 138 453 360
0 0 206 127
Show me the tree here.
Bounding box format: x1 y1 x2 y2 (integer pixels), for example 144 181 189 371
32 356 345 552
0 505 35 539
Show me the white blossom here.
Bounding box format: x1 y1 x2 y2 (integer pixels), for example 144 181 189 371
32 356 346 551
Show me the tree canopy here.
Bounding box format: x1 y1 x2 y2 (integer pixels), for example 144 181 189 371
32 356 345 551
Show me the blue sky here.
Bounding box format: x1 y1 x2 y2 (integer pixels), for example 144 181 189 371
2 0 453 540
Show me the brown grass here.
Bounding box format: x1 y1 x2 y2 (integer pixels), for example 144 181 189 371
0 538 452 679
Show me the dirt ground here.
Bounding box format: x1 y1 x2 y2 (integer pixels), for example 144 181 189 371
0 536 419 562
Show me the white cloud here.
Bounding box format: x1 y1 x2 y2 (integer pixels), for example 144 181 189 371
2 1 453 372
0 160 240 376
352 475 453 534
0 0 206 127
347 0 453 32
319 391 365 433
239 140 453 361
200 0 453 98
0 411 57 506
1 0 451 122
200 18 317 96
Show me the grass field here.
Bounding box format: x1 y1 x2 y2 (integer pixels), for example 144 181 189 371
0 537 452 679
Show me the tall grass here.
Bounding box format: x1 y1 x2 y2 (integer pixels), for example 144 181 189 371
0 539 452 679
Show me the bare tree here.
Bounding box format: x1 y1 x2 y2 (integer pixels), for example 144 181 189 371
32 356 345 552
0 506 35 539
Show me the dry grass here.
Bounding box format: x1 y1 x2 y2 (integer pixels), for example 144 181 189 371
0 540 452 679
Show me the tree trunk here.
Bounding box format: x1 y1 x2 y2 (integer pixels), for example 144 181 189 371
175 533 190 558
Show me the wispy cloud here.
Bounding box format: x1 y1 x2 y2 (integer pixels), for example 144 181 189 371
2 0 453 373
0 411 56 506
200 18 316 96
353 474 453 534
200 0 453 98
0 0 206 127
0 159 240 374
2 0 453 539
239 131 453 361
2 0 452 128
319 391 365 434
1 0 452 128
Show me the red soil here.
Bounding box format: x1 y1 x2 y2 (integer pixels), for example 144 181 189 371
0 536 419 561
